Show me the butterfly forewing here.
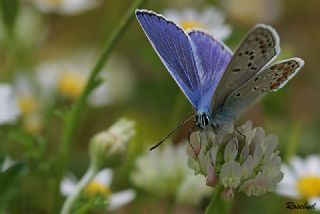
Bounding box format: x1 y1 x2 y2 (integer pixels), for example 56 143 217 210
136 9 201 108
212 24 280 111
136 10 232 113
215 58 304 122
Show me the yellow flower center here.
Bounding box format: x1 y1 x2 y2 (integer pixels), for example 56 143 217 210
57 71 86 99
296 175 320 198
18 96 38 116
180 20 203 30
84 181 111 197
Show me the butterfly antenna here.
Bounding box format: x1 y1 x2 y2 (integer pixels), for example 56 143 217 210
149 115 196 151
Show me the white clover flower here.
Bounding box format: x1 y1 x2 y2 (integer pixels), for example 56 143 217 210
29 0 101 15
0 84 20 125
187 121 283 200
61 169 136 211
163 7 231 41
36 53 134 107
131 143 212 206
276 155 320 210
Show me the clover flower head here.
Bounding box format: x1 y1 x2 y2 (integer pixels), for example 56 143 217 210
187 121 283 200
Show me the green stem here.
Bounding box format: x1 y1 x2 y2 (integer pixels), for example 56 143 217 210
60 162 98 214
204 183 224 214
284 122 301 162
54 0 148 210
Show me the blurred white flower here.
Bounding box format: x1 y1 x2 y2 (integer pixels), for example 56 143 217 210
12 73 43 133
276 155 320 210
221 0 281 25
131 143 212 206
163 7 231 41
61 169 136 211
0 84 20 125
29 0 101 15
0 156 15 172
36 53 134 106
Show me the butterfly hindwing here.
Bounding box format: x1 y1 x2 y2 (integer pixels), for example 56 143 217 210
213 24 280 111
136 9 201 108
215 58 304 124
187 30 232 112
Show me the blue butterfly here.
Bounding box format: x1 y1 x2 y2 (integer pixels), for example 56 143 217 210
135 9 304 149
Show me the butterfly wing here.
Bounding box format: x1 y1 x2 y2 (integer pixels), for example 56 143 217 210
187 30 232 112
212 24 280 111
136 9 202 109
214 58 304 127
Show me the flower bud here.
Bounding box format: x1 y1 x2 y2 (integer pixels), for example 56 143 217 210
89 118 135 169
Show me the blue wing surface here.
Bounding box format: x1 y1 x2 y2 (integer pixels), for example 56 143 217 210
187 30 232 112
136 9 202 109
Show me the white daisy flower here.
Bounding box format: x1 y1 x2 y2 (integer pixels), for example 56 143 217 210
276 155 320 210
29 0 101 15
131 143 212 206
61 169 136 211
163 7 232 41
36 53 134 107
12 74 44 133
0 84 20 125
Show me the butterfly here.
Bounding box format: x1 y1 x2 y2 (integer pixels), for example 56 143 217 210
135 9 304 150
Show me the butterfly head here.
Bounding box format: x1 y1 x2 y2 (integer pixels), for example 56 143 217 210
195 112 211 129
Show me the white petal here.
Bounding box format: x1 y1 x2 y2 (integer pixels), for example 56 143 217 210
305 155 320 175
1 157 15 171
60 174 78 196
309 197 320 210
275 183 300 198
290 156 305 177
94 169 113 186
60 0 100 15
88 83 112 106
280 165 297 184
0 84 20 124
108 189 135 211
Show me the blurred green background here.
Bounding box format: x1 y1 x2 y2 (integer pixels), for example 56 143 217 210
0 0 319 213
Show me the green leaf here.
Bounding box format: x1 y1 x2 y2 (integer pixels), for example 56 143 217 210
0 161 28 202
0 0 19 37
